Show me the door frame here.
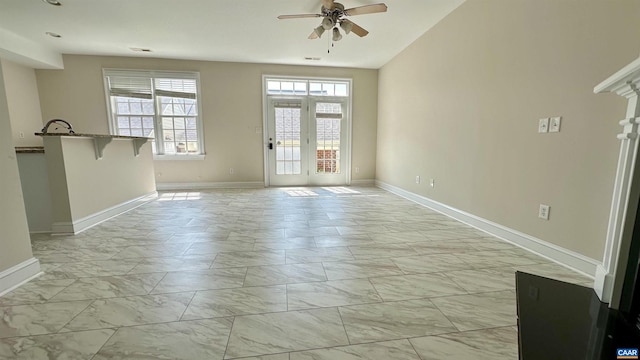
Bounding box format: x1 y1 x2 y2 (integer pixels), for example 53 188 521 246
262 75 352 187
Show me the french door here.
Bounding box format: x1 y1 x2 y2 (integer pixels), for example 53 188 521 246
266 97 349 186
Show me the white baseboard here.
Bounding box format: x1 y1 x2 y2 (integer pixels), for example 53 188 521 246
376 180 600 278
0 258 41 296
594 265 614 302
351 179 375 186
28 230 54 235
156 182 265 191
52 192 158 235
51 221 74 234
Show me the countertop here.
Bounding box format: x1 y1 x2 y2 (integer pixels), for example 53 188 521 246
35 132 152 140
15 146 45 153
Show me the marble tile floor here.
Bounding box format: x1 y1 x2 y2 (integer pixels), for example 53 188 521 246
0 186 593 359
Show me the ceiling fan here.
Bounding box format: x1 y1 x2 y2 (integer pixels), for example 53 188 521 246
277 0 388 41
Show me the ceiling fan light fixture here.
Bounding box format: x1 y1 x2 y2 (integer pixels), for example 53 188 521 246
42 0 62 6
332 27 342 42
340 21 353 35
313 26 326 38
321 17 334 30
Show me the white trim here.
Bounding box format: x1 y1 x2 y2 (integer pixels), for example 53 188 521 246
28 230 54 235
376 180 600 278
51 192 158 235
262 75 270 187
351 179 375 186
593 56 640 97
51 221 74 234
593 57 640 306
0 258 41 296
156 182 265 191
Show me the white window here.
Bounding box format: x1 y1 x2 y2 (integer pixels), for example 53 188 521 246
265 79 350 97
103 69 205 158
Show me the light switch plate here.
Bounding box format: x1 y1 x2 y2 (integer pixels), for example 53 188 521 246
538 204 550 220
538 118 549 133
549 116 561 132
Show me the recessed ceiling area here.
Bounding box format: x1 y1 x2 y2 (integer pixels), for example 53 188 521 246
0 0 464 69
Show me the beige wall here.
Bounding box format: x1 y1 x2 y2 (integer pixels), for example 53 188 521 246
1 59 43 147
35 55 378 184
377 0 640 260
0 60 35 271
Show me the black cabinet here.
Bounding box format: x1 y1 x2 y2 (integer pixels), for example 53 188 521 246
515 271 640 360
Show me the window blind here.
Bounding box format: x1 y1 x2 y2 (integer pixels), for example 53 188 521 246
107 76 153 99
104 69 199 99
155 78 197 99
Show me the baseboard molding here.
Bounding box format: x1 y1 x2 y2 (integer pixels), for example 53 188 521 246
351 179 375 186
52 191 158 235
0 257 41 296
51 221 74 234
156 182 265 190
376 180 600 278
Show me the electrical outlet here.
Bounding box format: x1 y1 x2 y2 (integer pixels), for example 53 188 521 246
415 176 420 184
549 116 562 133
538 118 549 133
229 168 234 175
538 204 550 220
430 179 435 188
355 167 360 174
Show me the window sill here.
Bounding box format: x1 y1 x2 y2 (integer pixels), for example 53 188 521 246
153 154 206 161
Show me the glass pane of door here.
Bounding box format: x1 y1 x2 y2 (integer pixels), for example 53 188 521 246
275 106 302 175
315 102 342 174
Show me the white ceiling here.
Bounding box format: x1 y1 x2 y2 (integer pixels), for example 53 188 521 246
0 0 464 69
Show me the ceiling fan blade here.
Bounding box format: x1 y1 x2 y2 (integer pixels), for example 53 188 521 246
308 30 320 39
277 14 322 19
344 3 388 16
343 19 369 37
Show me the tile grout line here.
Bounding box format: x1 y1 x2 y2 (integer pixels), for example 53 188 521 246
222 315 237 360
89 327 119 360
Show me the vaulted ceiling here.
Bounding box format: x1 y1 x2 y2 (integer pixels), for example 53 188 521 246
0 0 464 69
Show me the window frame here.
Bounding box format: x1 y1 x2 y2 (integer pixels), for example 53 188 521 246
103 69 206 160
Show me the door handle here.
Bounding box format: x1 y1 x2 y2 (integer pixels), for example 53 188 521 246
268 138 273 150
